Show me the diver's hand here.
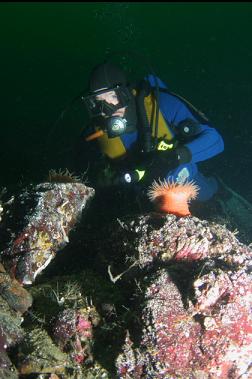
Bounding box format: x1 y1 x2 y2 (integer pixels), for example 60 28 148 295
146 146 192 180
95 167 137 188
112 152 180 187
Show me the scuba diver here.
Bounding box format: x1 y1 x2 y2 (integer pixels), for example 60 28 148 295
76 61 224 217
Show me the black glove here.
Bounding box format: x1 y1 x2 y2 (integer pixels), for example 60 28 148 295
95 166 142 188
175 145 192 164
100 145 192 187
139 145 191 183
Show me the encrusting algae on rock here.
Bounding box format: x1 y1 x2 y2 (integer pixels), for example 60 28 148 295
114 213 252 378
1 168 252 378
0 170 95 285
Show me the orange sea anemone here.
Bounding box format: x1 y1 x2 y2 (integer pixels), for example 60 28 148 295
147 178 199 217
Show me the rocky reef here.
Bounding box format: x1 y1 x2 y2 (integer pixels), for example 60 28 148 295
0 179 96 378
0 178 251 378
0 262 32 379
0 181 94 284
113 214 252 378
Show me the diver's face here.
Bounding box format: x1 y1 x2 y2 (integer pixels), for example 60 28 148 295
96 90 126 117
96 90 118 105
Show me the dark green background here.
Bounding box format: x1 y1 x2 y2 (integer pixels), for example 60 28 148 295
0 2 251 201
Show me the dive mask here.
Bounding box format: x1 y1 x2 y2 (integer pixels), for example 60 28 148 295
82 85 131 118
82 85 136 138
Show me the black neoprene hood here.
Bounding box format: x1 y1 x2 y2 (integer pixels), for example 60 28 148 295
89 62 127 93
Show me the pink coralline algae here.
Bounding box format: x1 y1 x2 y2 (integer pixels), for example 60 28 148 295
1 182 94 285
76 317 92 338
115 213 252 378
117 269 206 378
52 308 94 365
195 270 252 378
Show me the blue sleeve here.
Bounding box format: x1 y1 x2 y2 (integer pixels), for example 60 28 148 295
185 124 224 163
146 74 224 163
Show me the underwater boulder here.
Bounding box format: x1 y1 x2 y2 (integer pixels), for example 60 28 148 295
0 262 32 379
0 292 25 379
0 180 95 285
112 213 252 378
